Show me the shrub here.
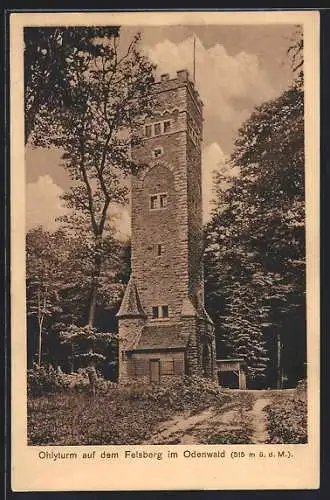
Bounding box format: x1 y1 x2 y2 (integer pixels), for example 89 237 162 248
27 364 115 396
265 392 307 444
118 375 229 413
27 364 59 396
295 379 307 403
296 379 307 391
208 432 252 444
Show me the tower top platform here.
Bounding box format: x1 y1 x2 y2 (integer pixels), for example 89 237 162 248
151 69 203 115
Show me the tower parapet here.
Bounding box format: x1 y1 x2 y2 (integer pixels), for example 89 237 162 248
152 69 203 116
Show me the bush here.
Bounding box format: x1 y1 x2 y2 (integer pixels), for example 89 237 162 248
295 379 307 403
27 364 115 396
265 391 307 444
118 375 230 413
296 379 307 391
27 364 59 396
208 431 252 444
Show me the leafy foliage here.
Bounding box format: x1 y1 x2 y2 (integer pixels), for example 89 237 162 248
288 25 303 90
265 384 307 443
26 226 128 371
28 28 156 327
27 363 116 397
24 26 120 142
59 324 114 379
208 432 253 445
204 31 305 387
26 227 66 365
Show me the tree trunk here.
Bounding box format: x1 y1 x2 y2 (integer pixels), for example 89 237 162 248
37 321 42 367
37 288 43 367
87 364 97 397
86 240 103 392
276 333 282 390
87 246 102 328
25 96 42 144
88 283 98 328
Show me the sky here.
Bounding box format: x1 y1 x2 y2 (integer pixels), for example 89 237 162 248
25 24 297 237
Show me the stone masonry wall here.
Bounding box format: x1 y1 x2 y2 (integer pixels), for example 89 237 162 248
187 132 204 309
131 162 186 321
181 316 202 376
186 78 204 310
131 81 191 322
118 317 146 382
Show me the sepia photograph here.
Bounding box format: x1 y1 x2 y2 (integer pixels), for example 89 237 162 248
24 21 308 446
10 10 320 491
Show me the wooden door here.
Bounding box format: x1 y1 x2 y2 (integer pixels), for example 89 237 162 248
150 359 160 384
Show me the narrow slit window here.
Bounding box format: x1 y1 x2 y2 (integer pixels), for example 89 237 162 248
154 123 161 136
157 244 163 256
152 306 159 319
160 194 168 208
145 125 152 137
163 120 171 133
150 195 159 210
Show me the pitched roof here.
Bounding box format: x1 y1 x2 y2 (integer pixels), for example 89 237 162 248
181 297 198 317
133 323 188 351
116 278 147 318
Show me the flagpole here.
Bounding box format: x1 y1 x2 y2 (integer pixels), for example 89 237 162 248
193 36 196 83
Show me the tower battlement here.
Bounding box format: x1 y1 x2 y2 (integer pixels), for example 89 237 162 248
151 69 204 116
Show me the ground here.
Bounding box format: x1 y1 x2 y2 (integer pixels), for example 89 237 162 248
144 389 297 445
28 377 306 446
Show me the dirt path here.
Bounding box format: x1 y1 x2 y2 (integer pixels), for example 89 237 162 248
248 397 271 443
143 407 216 445
144 391 281 445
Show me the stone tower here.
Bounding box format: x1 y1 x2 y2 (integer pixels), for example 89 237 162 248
117 69 216 384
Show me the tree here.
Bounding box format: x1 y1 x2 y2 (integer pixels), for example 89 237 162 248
26 224 129 374
204 31 305 386
288 25 303 91
24 26 120 143
26 227 66 366
220 277 269 381
31 30 155 329
59 324 115 393
53 217 129 378
57 215 121 319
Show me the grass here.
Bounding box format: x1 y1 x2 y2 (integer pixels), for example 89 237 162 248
27 376 236 446
28 392 167 445
28 370 307 446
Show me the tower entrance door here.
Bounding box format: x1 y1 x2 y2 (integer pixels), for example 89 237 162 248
150 359 160 384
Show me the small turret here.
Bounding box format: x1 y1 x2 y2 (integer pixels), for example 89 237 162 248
116 278 146 319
